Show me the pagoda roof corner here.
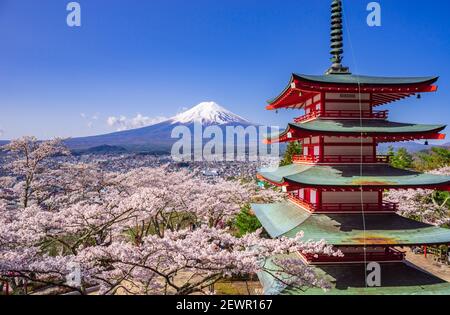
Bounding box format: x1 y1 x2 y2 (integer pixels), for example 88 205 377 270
267 73 439 110
257 164 450 190
258 257 450 295
252 202 450 246
265 119 447 144
292 73 439 86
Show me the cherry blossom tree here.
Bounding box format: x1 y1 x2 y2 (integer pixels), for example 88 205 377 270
78 228 336 295
0 137 338 295
2 137 70 208
385 167 450 227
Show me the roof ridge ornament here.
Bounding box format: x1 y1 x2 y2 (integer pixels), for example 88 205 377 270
326 0 351 75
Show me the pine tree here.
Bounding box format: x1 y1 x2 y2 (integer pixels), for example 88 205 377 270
388 146 413 170
280 141 302 166
234 205 262 237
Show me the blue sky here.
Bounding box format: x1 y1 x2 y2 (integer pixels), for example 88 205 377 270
0 0 449 139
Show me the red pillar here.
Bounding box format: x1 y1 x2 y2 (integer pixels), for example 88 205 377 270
378 190 383 208
372 138 377 161
319 136 325 162
317 189 323 211
320 92 325 115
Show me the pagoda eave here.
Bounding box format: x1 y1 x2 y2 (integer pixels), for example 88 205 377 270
282 181 450 192
265 130 446 145
258 175 450 192
258 258 450 295
257 164 450 192
251 202 450 246
257 178 450 193
267 74 439 110
265 121 446 144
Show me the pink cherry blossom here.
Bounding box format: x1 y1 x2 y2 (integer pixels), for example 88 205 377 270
0 137 336 295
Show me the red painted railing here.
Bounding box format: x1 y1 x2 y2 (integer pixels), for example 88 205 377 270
288 195 398 213
294 109 389 123
292 155 320 163
292 155 390 164
302 248 405 264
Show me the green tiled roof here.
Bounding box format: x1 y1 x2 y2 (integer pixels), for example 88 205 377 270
258 164 313 185
258 164 450 188
252 202 450 245
268 120 446 141
293 74 438 86
267 74 438 104
251 202 311 238
258 257 450 295
293 119 445 134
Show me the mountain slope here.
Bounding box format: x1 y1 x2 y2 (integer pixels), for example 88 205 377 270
66 102 258 152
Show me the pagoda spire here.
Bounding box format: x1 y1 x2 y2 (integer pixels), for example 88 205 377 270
326 0 350 75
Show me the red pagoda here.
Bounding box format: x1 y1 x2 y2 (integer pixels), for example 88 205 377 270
253 0 450 295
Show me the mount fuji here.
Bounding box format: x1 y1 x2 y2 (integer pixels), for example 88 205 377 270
66 102 259 153
170 102 250 126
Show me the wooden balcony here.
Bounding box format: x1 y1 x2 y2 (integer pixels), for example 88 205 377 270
288 195 398 213
292 155 390 164
294 109 389 123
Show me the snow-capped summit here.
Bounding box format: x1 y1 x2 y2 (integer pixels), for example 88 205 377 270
171 102 250 125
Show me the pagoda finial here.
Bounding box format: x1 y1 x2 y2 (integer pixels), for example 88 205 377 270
326 0 350 75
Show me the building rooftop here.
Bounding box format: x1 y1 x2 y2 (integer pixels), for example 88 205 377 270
267 74 439 109
266 119 446 143
258 257 450 295
258 164 450 189
293 74 438 86
252 202 450 246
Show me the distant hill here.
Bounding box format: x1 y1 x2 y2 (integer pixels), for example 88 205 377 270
65 102 260 153
72 145 128 155
378 142 449 154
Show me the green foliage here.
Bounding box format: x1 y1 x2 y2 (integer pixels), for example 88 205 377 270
433 191 450 207
388 146 413 170
414 147 450 171
280 141 302 166
233 205 262 237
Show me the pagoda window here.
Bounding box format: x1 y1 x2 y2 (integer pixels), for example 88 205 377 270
313 146 320 157
294 136 385 164
293 92 383 120
310 190 317 204
322 191 379 204
299 189 305 200
323 145 373 156
292 189 306 201
288 190 398 213
324 136 373 144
